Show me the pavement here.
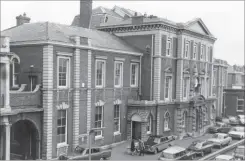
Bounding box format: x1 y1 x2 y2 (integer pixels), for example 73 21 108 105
110 134 213 160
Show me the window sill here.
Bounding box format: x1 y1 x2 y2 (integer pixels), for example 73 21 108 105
114 86 123 88
147 131 152 135
58 86 69 89
113 131 121 136
95 135 104 140
237 110 244 112
57 143 68 149
95 86 104 89
130 85 138 88
12 85 19 89
164 128 171 132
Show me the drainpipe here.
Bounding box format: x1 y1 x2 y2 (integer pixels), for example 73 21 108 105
150 35 154 100
139 55 142 99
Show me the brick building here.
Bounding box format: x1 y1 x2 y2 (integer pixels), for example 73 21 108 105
1 0 228 159
224 89 245 117
213 58 228 117
227 65 245 89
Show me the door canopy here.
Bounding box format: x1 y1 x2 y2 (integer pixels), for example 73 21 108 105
131 114 142 122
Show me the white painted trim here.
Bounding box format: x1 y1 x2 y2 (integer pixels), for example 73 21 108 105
56 52 73 57
114 30 159 37
57 102 69 110
114 99 122 105
56 109 68 148
164 76 172 102
130 63 139 88
11 59 19 88
131 59 140 63
114 61 123 88
95 56 107 60
95 59 106 88
166 37 172 57
193 43 197 60
114 57 125 62
10 40 143 56
184 40 190 58
94 100 105 106
94 106 104 139
57 56 71 89
113 131 121 136
113 104 121 134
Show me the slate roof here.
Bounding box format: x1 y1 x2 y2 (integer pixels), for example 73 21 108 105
1 22 141 54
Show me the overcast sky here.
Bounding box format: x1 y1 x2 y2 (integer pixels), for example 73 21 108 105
1 1 244 66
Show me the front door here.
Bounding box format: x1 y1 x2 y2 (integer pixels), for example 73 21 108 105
132 121 141 140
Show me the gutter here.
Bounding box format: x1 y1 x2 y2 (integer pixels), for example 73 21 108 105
9 40 143 56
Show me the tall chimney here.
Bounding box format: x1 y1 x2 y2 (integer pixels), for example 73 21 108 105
16 13 30 26
79 0 92 28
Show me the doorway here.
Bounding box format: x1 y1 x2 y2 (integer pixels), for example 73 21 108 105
132 121 141 140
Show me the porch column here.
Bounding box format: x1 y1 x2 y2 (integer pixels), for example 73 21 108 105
4 123 11 160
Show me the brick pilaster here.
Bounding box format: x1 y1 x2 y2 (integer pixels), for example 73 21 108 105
42 45 53 159
156 111 160 135
176 108 183 134
87 39 92 137
72 36 80 149
176 35 184 101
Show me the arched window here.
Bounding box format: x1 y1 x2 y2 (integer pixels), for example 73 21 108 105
147 114 152 134
164 112 170 131
12 58 19 87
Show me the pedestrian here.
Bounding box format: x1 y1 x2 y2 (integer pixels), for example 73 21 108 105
138 139 145 156
130 139 135 155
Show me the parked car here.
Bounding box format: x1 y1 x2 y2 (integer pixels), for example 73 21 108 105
215 155 235 161
207 122 230 134
228 116 240 125
207 133 232 148
158 146 196 160
59 145 112 160
215 116 222 122
228 126 245 140
233 146 245 160
237 115 245 125
187 140 214 157
144 135 176 154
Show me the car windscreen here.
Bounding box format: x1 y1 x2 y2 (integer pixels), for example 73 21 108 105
147 137 159 144
74 147 85 154
161 152 175 159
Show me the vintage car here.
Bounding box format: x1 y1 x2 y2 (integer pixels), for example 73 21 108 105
233 146 245 160
187 140 214 157
158 146 196 160
207 122 231 134
221 118 230 124
228 126 245 140
215 155 235 161
207 133 232 148
58 145 112 160
237 115 245 125
144 135 177 154
228 116 240 125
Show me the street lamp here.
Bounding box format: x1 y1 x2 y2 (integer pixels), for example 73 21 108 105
88 127 105 161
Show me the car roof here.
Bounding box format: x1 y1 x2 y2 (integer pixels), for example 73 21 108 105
163 146 186 154
216 133 227 136
216 155 234 159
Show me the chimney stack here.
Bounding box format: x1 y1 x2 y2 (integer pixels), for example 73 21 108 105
16 13 30 26
79 0 92 28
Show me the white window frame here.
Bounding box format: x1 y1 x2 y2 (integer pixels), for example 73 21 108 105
200 45 204 60
207 46 210 62
237 98 244 112
183 77 189 100
95 59 106 88
147 115 152 134
114 61 123 88
185 41 189 58
213 70 217 86
193 43 197 59
12 58 19 88
95 106 104 139
113 104 120 135
164 76 172 101
130 63 139 87
182 111 187 128
166 37 172 56
57 109 68 148
164 112 170 131
57 56 70 89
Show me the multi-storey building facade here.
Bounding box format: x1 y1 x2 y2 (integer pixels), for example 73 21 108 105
213 58 228 117
97 13 217 140
227 65 245 89
1 0 228 159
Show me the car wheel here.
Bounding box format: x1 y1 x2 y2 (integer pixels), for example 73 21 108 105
154 148 158 154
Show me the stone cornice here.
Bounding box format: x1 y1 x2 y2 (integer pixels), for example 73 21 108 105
98 23 216 42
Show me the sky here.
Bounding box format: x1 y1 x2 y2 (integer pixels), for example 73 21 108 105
1 1 245 66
